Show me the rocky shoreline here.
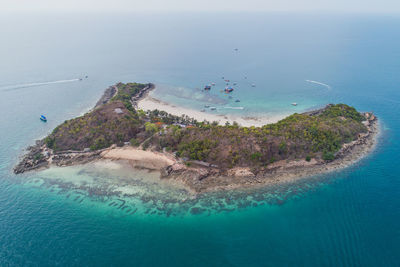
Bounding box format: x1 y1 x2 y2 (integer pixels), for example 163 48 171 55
160 114 378 193
13 142 104 174
14 112 379 195
14 83 155 174
94 85 118 108
13 83 379 196
131 83 154 107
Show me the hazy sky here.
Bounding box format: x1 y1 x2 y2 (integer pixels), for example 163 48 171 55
2 0 400 14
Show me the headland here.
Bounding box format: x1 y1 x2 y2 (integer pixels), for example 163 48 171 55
14 82 379 195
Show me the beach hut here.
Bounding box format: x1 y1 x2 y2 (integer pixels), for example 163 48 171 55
114 108 123 114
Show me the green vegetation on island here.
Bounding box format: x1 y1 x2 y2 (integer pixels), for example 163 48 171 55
41 82 370 173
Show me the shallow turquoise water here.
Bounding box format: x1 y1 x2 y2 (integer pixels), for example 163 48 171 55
0 13 399 266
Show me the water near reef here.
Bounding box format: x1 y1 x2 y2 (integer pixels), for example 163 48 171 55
0 13 399 266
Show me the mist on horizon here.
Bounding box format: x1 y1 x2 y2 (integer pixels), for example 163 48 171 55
2 0 400 14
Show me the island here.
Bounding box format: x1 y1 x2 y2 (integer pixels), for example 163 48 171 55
14 82 378 194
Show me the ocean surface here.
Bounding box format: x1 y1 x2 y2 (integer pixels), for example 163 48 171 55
0 13 399 266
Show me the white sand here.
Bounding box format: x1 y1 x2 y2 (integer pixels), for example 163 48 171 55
137 96 287 127
101 147 176 170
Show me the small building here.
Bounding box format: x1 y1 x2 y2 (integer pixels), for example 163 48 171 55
114 108 123 114
173 123 187 128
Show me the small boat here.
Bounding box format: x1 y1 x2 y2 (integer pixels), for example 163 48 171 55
40 115 47 122
233 82 237 85
291 103 298 106
204 85 211 91
224 87 234 93
85 75 88 78
211 83 216 86
200 109 206 112
204 105 210 108
79 78 83 81
210 107 217 111
251 84 256 87
224 79 230 82
235 99 240 102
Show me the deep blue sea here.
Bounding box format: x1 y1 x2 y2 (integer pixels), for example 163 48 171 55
0 13 399 266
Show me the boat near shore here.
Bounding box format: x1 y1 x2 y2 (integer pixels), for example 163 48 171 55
14 82 380 196
40 115 47 122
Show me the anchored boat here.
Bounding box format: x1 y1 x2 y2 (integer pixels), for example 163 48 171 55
40 115 47 122
224 87 234 93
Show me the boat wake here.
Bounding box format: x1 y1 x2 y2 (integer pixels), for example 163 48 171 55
0 78 82 91
305 79 331 89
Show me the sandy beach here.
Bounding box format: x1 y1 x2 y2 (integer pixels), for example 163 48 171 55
101 147 176 170
137 95 288 127
14 110 380 196
14 82 380 196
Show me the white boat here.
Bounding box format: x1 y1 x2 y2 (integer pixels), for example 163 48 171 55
291 102 298 106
